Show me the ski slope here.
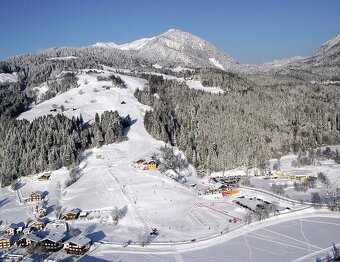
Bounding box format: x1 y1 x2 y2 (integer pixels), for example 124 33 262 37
186 80 225 94
15 70 245 243
5 69 340 261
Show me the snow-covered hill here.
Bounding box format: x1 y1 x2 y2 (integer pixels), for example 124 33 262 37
93 29 238 70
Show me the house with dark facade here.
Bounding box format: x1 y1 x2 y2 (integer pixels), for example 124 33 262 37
64 235 92 255
39 233 65 251
17 234 41 247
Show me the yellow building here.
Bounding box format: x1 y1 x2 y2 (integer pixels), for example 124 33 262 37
144 160 157 171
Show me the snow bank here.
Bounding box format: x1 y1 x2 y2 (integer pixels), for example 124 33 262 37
0 72 17 83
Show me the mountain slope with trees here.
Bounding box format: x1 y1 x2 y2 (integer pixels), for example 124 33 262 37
135 71 340 172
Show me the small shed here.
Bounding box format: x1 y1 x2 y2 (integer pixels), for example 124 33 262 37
79 211 88 219
38 207 47 217
38 173 51 181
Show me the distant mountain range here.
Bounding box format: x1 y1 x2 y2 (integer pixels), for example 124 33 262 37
1 29 339 81
92 29 340 79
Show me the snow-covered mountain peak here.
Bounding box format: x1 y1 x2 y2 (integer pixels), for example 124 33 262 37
318 34 340 53
91 29 238 69
93 42 119 48
136 29 237 69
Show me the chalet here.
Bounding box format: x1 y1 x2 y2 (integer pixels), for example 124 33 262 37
4 222 25 235
62 208 81 220
17 234 41 247
26 191 44 202
218 185 229 192
64 235 92 255
121 101 126 104
143 160 157 171
38 173 51 181
79 211 88 219
28 218 48 231
38 207 47 217
0 235 14 249
40 233 65 251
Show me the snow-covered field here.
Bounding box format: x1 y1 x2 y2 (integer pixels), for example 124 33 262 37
0 72 17 83
186 80 224 94
2 69 339 261
81 211 340 262
249 152 340 202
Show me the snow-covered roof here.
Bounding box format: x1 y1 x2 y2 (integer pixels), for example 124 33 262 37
38 173 51 178
0 234 14 240
29 217 49 226
211 169 247 178
66 235 91 246
65 208 81 214
31 191 43 196
79 211 88 216
8 222 25 229
42 233 65 243
20 233 41 242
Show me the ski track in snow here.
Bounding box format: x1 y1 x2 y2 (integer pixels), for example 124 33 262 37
299 219 311 253
244 233 253 262
248 232 318 252
262 227 322 251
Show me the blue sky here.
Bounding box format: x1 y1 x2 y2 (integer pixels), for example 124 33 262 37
1 0 340 63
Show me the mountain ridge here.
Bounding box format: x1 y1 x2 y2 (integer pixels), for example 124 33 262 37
92 29 238 70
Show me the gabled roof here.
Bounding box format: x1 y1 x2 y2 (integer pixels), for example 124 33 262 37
20 233 41 242
29 217 49 226
64 208 81 215
66 235 91 246
30 191 43 196
41 233 65 243
0 234 14 240
7 222 25 229
39 173 51 178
